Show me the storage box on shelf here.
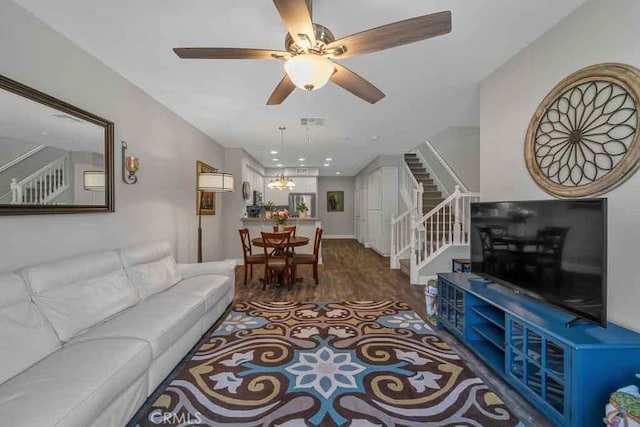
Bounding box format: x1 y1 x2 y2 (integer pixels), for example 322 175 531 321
437 272 640 427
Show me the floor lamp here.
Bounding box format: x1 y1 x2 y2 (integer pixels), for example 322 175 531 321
197 171 234 263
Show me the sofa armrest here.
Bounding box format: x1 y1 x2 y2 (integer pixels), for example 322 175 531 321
177 260 237 280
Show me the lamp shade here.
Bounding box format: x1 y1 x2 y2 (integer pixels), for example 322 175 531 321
198 172 234 192
83 171 105 191
284 55 335 91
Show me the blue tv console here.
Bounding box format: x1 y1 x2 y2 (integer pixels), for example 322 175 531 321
437 273 640 427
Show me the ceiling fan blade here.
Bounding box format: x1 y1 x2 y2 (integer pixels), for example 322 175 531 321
327 11 451 59
267 74 297 105
330 62 385 104
173 48 288 60
273 0 316 46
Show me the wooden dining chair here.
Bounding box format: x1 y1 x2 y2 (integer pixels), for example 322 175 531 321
261 231 293 290
272 225 297 236
293 227 323 285
238 228 265 286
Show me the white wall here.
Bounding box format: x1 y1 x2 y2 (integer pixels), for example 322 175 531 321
480 0 640 331
318 176 355 238
421 126 480 192
0 1 226 271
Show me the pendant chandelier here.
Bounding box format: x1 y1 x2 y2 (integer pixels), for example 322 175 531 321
268 126 295 191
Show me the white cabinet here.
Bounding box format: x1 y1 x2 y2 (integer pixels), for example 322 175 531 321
292 177 317 193
263 176 317 207
365 167 398 256
264 187 289 206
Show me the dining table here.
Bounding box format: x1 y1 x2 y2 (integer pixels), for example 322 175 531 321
251 236 310 249
251 236 310 284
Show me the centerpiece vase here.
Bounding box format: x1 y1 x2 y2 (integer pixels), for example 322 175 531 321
299 210 307 219
277 223 285 232
265 211 272 219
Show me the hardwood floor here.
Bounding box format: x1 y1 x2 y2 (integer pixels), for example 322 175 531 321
234 239 551 427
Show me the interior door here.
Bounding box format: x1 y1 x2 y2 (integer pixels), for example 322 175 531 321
360 185 367 245
354 189 360 240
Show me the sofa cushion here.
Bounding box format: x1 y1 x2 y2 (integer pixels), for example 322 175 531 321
178 260 236 281
120 241 181 299
21 251 140 342
0 274 61 385
71 292 204 358
0 338 150 427
165 274 231 310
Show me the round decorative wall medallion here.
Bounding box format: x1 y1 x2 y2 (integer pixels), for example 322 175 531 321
242 181 251 200
525 63 640 197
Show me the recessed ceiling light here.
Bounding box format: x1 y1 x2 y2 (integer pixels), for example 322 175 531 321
323 163 330 167
270 150 278 155
371 135 379 140
335 172 341 175
300 164 306 167
298 158 306 161
277 164 283 167
325 158 332 161
40 131 49 135
272 158 279 161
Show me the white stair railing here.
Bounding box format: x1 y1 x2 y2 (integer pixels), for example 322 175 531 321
11 155 70 204
409 186 480 283
391 160 423 268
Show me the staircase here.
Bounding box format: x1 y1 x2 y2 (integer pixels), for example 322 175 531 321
404 153 444 215
10 155 70 204
391 144 480 284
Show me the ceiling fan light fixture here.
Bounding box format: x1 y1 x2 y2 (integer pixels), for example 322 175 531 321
284 55 335 91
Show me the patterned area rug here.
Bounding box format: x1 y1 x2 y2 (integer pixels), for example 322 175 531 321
130 301 521 426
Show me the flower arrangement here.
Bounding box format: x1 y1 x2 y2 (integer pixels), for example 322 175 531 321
272 209 290 225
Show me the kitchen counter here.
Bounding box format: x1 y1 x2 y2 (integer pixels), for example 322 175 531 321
242 217 320 222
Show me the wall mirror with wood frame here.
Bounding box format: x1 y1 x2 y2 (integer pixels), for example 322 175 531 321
0 74 114 215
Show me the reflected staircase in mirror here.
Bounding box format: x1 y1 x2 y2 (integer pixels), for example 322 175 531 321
10 154 70 204
391 147 479 284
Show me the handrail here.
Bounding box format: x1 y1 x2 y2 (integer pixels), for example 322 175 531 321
11 154 69 204
391 207 413 225
0 145 46 173
411 187 480 276
402 161 420 190
413 148 450 197
416 186 460 224
423 140 468 192
14 155 67 185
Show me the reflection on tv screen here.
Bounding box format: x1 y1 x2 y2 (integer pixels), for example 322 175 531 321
470 199 606 326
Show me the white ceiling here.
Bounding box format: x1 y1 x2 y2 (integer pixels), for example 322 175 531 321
14 0 587 176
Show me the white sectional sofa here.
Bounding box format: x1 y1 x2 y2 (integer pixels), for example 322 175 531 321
0 241 235 427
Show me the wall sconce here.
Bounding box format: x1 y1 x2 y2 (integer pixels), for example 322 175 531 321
121 141 139 184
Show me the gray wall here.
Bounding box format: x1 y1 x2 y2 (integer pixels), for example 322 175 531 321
480 0 640 331
0 1 226 271
420 126 480 193
222 147 265 260
318 176 355 237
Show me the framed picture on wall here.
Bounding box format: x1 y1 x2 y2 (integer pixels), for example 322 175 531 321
196 160 216 215
327 191 344 212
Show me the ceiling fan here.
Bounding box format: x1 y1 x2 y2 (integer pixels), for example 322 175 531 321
173 0 451 105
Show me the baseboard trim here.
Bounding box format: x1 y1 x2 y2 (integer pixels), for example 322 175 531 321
322 235 356 239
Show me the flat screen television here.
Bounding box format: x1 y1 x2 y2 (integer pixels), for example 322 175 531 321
470 199 607 326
